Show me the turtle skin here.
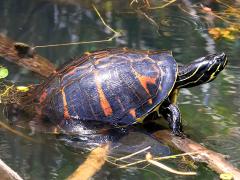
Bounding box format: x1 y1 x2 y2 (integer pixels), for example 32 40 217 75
35 48 178 131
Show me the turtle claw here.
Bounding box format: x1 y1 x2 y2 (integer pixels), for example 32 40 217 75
172 128 186 138
171 118 185 137
159 98 186 138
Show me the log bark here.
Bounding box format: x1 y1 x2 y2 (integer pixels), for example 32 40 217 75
0 34 56 77
0 159 23 180
153 130 240 179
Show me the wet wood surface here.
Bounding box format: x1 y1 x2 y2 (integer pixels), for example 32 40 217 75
153 130 240 179
0 34 56 77
0 159 23 180
67 144 109 180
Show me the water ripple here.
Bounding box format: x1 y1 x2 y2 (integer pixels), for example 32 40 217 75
157 15 209 36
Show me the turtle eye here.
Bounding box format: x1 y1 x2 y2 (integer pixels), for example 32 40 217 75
215 53 226 63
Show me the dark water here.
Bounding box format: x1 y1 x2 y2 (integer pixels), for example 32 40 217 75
0 0 240 179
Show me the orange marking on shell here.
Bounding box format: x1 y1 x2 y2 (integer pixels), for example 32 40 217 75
148 98 153 104
66 68 76 76
95 59 102 65
61 88 71 120
129 108 136 118
94 52 109 59
133 69 157 95
39 90 47 103
95 72 113 116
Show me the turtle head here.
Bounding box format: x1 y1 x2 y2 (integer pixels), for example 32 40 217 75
176 52 228 88
200 52 228 80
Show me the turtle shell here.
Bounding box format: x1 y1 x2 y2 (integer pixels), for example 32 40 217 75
37 48 178 129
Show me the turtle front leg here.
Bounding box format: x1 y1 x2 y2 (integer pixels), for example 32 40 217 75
169 88 180 105
159 99 183 136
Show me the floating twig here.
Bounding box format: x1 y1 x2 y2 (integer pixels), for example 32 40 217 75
118 150 201 169
130 0 176 10
146 153 197 176
136 10 159 28
153 130 240 179
33 5 121 49
116 146 151 161
148 0 176 10
0 121 39 143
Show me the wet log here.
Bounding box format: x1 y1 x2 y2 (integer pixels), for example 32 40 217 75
0 159 23 180
67 144 109 180
153 130 240 179
67 129 240 179
0 34 56 78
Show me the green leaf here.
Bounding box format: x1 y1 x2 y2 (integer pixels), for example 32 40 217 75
0 67 9 79
220 173 233 180
16 86 30 92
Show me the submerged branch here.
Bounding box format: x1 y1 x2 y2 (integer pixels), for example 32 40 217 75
148 0 176 10
33 5 121 49
130 0 176 10
116 146 151 161
0 159 23 180
146 153 197 176
67 144 110 180
153 130 240 179
0 121 38 143
66 129 240 179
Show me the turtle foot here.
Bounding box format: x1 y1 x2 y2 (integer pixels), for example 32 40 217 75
172 129 186 138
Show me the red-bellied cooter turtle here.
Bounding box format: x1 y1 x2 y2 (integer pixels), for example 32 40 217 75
31 48 227 136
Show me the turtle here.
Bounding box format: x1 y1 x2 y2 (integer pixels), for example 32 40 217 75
24 47 227 137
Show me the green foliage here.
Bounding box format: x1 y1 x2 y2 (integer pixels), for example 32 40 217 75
0 66 8 79
16 86 30 92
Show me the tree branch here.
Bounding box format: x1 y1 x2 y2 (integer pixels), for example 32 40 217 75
0 159 23 180
67 144 109 180
153 130 240 179
0 34 56 78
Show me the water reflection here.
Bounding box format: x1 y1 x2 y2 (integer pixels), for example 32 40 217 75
0 0 240 179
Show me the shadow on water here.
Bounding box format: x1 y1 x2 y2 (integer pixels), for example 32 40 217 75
0 0 240 179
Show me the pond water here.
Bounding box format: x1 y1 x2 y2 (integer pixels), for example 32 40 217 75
0 0 240 179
